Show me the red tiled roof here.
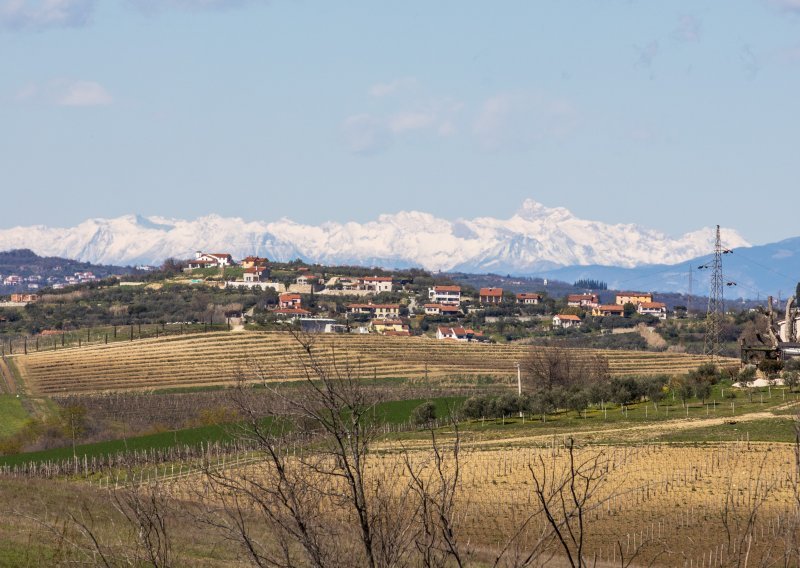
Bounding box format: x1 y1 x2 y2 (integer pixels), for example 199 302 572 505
517 293 542 299
244 267 266 274
433 285 461 292
596 304 624 312
568 294 598 301
555 314 582 321
479 287 503 297
280 293 302 301
639 302 666 309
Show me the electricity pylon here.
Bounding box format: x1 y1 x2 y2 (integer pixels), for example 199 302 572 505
703 225 724 360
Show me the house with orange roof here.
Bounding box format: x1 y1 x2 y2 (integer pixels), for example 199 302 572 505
243 266 268 283
552 314 582 329
516 293 542 305
241 256 268 269
591 304 625 317
423 303 461 316
479 287 504 304
279 293 302 309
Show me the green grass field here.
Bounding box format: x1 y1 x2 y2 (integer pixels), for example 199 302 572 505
0 395 30 439
0 397 465 467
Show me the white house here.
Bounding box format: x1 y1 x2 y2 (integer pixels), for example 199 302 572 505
637 302 667 320
436 326 485 342
553 314 581 329
243 266 268 283
362 276 393 293
516 293 542 305
428 286 461 306
345 303 400 318
567 294 599 308
423 303 461 316
194 251 234 267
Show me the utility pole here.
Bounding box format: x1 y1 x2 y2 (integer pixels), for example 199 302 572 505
703 225 724 361
515 361 522 418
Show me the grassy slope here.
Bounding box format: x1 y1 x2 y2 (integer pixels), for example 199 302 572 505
0 395 30 439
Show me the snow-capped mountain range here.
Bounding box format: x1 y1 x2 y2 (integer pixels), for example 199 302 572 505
0 199 749 273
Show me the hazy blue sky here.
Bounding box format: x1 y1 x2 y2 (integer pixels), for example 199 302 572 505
2 0 799 244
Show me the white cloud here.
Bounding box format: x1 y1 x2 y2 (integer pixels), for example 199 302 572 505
342 114 391 154
368 77 418 97
0 0 96 30
387 111 436 133
473 92 578 152
15 79 112 106
56 80 112 106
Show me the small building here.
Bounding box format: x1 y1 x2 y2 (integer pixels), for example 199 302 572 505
553 314 582 329
362 276 393 293
428 285 461 306
296 274 320 286
479 287 504 304
279 293 302 309
345 303 401 318
371 318 410 335
567 294 599 308
243 266 268 283
241 256 268 269
194 252 235 267
436 326 485 342
423 303 461 316
592 304 625 317
273 307 312 319
9 293 39 303
516 293 542 305
615 292 653 306
637 302 667 320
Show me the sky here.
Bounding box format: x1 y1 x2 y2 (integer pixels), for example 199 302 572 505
2 0 800 244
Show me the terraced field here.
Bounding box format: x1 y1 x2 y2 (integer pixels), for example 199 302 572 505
11 331 734 394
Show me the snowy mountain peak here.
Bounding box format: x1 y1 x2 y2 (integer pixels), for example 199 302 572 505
515 199 573 222
0 201 750 273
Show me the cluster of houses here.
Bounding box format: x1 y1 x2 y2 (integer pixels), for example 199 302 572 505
185 251 669 341
1 271 96 291
552 291 667 329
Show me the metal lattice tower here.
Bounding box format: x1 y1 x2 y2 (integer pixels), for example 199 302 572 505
703 225 724 360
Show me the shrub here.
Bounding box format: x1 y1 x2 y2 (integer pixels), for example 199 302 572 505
411 401 437 426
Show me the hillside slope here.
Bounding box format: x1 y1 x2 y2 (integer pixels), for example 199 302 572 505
12 331 728 394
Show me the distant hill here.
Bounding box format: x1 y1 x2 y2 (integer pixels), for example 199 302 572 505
536 237 800 300
0 249 136 293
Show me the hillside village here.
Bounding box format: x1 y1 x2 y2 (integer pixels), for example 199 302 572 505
173 251 674 343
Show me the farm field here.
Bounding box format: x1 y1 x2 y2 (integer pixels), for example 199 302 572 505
10 330 734 394
159 440 799 567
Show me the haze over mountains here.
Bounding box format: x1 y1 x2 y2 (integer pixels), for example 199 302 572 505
1 199 795 297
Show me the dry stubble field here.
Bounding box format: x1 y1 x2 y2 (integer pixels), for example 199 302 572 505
11 330 732 394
